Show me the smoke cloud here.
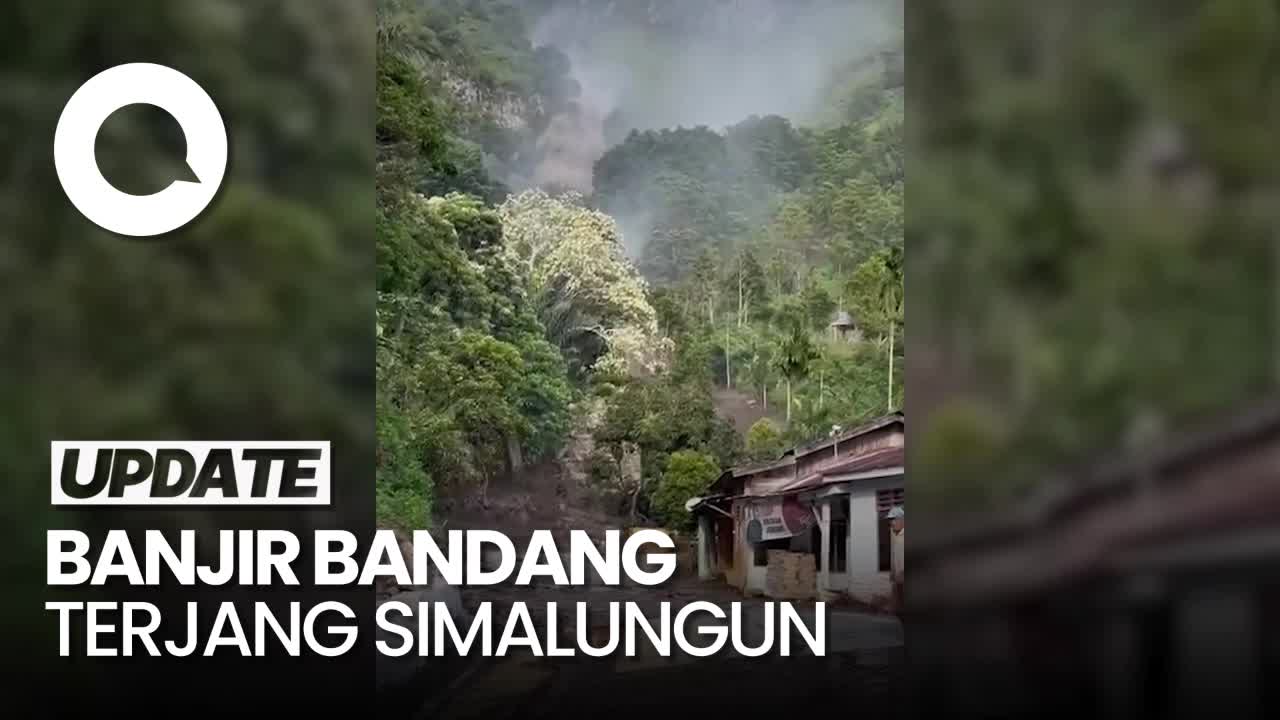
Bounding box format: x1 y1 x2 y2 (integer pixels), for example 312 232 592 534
522 0 896 195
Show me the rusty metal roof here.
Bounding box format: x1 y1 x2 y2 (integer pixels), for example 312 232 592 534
910 396 1280 610
820 446 904 476
707 412 905 494
914 395 1280 558
791 412 904 460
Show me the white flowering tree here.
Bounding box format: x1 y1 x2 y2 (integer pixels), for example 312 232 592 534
499 190 666 375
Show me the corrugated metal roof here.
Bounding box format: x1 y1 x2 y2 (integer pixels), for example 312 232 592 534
707 412 905 495
791 412 904 460
820 446 904 476
911 396 1280 610
720 447 905 501
913 395 1280 558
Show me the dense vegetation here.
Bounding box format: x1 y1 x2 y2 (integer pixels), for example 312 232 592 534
377 0 582 199
910 0 1280 513
3 0 376 679
595 92 904 445
376 0 904 530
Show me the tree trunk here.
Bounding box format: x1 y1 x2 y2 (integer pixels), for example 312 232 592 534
505 434 524 485
763 383 768 411
887 319 896 412
786 378 793 423
629 474 647 522
738 265 744 326
819 371 825 410
724 327 732 388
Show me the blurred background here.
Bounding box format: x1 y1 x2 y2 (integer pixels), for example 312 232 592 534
0 0 375 713
907 0 1280 717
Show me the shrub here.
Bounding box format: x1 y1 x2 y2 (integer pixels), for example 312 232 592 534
746 417 786 460
650 450 720 530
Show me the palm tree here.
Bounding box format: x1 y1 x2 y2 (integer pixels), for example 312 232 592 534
774 323 819 423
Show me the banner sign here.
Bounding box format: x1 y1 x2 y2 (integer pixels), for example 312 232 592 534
745 496 814 543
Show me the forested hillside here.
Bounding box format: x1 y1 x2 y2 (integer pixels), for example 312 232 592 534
376 0 902 530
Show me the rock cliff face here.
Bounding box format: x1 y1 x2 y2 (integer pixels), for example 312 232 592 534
439 65 542 131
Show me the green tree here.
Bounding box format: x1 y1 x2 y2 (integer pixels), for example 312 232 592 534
775 323 820 424
742 331 778 410
651 450 721 530
691 249 721 326
733 248 768 326
746 418 786 461
498 189 660 376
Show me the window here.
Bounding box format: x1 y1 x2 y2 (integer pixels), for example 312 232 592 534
877 488 906 514
877 488 904 572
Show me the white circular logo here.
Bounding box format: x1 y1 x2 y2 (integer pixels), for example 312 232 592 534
54 63 228 237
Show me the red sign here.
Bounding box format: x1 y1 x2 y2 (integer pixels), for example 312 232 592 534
745 496 814 543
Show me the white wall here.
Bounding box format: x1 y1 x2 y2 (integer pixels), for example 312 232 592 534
842 475 903 603
696 515 712 579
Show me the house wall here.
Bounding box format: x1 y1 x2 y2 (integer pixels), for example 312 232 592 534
842 474 905 604
742 462 797 497
723 472 906 602
724 500 749 591
724 498 771 594
746 547 768 594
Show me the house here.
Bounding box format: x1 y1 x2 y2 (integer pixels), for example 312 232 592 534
829 310 861 343
690 412 905 605
909 398 1280 717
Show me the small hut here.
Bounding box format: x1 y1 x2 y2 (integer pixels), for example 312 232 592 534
829 310 860 343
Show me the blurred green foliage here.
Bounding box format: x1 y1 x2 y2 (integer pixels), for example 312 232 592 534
0 0 374 668
909 0 1280 513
